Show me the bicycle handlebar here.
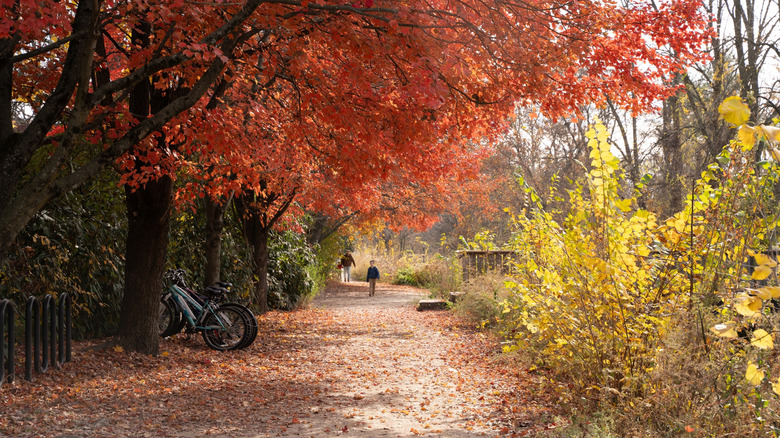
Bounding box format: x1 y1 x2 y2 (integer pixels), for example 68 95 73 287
164 268 188 287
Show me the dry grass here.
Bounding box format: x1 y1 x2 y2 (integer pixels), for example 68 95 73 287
452 272 511 328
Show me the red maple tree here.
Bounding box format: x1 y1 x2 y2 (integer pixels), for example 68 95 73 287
1 0 711 352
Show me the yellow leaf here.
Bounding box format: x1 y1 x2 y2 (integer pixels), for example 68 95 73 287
754 253 778 268
750 329 774 349
719 96 751 126
113 345 124 353
772 378 780 396
709 322 738 339
759 125 780 142
752 288 773 300
674 218 687 234
735 294 763 316
763 286 780 298
745 362 765 386
615 198 632 212
751 265 773 281
769 146 780 161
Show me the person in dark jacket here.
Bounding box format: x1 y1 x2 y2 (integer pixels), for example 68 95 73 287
366 260 380 296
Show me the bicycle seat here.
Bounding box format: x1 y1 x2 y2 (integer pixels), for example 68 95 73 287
214 281 233 289
203 286 227 299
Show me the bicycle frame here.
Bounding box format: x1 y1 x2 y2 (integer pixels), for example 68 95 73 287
160 268 255 350
166 283 221 330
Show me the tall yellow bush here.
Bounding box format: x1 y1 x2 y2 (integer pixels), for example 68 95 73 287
503 120 668 392
500 99 780 434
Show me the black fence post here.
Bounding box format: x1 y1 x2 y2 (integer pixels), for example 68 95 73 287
25 296 40 380
41 295 59 371
58 293 72 364
22 294 73 382
40 295 52 373
0 299 15 387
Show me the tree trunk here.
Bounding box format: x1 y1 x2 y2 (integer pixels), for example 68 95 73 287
0 0 100 256
234 188 297 314
305 212 353 246
236 194 270 314
0 0 248 258
0 37 15 144
305 213 328 246
118 175 173 355
660 83 684 219
204 196 229 286
249 225 271 315
117 20 167 355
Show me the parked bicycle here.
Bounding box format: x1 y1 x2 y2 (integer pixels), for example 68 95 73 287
158 269 257 350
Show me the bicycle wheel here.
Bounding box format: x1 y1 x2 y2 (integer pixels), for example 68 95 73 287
201 306 249 351
159 297 185 338
216 303 258 349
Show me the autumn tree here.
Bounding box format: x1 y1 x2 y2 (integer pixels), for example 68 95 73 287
650 0 780 217
2 0 710 353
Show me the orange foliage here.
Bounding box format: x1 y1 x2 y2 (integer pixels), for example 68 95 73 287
2 0 711 242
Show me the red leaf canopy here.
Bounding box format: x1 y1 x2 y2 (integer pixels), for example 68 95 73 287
6 0 710 227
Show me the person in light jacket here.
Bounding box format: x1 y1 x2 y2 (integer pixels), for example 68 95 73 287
366 260 380 296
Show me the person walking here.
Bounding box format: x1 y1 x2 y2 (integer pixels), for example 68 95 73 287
366 260 380 296
340 252 356 282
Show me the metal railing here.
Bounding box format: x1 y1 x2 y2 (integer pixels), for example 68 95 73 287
0 299 15 386
0 293 72 387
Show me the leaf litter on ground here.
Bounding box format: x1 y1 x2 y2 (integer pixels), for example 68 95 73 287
1 282 558 437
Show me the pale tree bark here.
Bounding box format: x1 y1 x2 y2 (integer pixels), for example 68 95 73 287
660 79 684 219
607 99 647 209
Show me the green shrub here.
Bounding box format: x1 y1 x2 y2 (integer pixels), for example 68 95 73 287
267 230 315 310
393 266 418 285
168 208 319 310
0 172 126 339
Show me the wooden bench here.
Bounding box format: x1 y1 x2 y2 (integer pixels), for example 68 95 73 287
416 299 448 311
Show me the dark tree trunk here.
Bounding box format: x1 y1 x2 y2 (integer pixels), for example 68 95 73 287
236 193 270 314
118 175 173 355
204 196 230 286
0 0 100 256
0 0 251 257
0 37 15 144
305 213 328 246
305 212 354 246
117 21 168 355
234 188 297 314
248 222 271 315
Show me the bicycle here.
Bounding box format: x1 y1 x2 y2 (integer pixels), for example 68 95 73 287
158 269 257 350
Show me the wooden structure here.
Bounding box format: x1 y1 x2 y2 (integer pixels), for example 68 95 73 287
416 299 448 311
457 250 517 283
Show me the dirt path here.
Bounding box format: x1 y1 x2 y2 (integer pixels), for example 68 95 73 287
1 281 553 437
